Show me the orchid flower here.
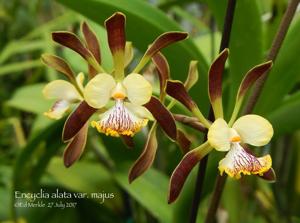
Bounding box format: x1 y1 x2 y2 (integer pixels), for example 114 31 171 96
41 12 188 166
208 115 273 179
166 49 275 203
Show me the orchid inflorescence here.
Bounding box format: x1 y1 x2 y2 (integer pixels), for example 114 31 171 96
41 12 275 204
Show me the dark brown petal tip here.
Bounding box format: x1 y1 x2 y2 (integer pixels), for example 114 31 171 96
146 32 188 58
209 48 228 102
144 96 177 140
166 80 196 111
63 123 88 168
105 12 126 56
62 101 97 142
128 125 157 183
121 135 135 149
52 31 92 60
82 22 101 63
133 32 188 73
237 61 273 99
259 168 276 182
176 129 191 154
168 145 207 204
152 52 170 95
41 54 76 81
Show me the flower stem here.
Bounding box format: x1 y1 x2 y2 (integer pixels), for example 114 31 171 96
173 114 206 132
188 1 237 222
243 0 300 114
205 1 299 222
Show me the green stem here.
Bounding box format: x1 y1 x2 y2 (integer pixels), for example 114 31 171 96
243 0 300 114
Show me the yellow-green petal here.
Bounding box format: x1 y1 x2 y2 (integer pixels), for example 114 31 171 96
232 114 274 146
207 118 231 151
44 100 70 120
76 72 85 91
125 102 153 120
84 73 116 108
43 80 82 102
122 73 152 105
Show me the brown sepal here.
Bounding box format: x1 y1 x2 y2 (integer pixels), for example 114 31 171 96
259 168 276 182
146 32 188 58
82 22 101 77
168 148 203 204
166 80 196 111
129 125 157 183
209 49 228 102
176 129 191 154
62 101 97 142
41 54 76 81
238 61 273 99
105 12 126 55
52 31 92 60
63 123 88 167
144 96 177 140
152 52 170 94
121 135 135 149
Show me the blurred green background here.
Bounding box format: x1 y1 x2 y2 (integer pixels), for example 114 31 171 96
0 0 300 222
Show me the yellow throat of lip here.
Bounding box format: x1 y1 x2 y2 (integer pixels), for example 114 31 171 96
230 136 241 143
112 92 126 100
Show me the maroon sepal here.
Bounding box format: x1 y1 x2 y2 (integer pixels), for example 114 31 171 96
105 12 126 55
176 129 191 154
152 52 170 94
168 148 203 204
208 49 228 102
166 80 196 111
82 22 101 77
259 168 276 182
121 135 135 149
238 61 273 99
128 125 157 183
62 101 97 142
144 96 177 140
41 54 76 82
52 31 92 61
63 123 88 167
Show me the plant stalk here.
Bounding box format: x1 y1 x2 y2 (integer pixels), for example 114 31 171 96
188 0 237 222
243 0 300 114
205 0 299 222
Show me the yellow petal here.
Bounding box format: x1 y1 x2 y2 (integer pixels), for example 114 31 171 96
218 143 272 179
44 100 70 120
76 72 85 91
232 114 273 146
43 80 82 102
84 73 116 108
125 102 153 120
122 73 152 105
207 118 231 151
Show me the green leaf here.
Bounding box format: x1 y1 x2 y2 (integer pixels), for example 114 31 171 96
57 0 209 111
46 158 117 193
114 163 173 223
12 120 64 191
268 91 300 137
6 83 52 114
0 60 42 77
255 18 300 115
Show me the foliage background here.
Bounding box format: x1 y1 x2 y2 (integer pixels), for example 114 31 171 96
0 0 300 222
